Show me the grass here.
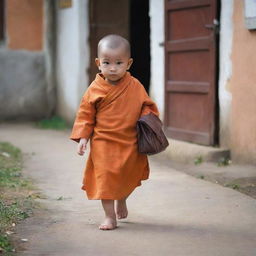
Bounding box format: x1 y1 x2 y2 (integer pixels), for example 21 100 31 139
199 175 205 180
0 143 33 190
194 156 203 165
0 142 37 254
0 235 13 254
225 183 240 190
217 157 232 167
36 116 68 130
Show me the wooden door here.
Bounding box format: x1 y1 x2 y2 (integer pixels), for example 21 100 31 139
0 0 4 40
164 0 219 145
89 0 129 83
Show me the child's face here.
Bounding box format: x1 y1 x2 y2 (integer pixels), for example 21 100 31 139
95 47 133 85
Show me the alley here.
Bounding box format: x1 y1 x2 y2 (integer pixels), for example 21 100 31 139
0 123 255 256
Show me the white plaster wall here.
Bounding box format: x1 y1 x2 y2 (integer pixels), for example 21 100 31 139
44 0 56 116
218 0 233 147
56 0 90 123
149 0 165 120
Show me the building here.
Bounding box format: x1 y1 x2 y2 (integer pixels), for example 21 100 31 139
0 0 55 119
0 0 255 164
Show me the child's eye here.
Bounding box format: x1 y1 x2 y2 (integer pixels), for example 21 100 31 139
117 61 123 65
102 61 109 65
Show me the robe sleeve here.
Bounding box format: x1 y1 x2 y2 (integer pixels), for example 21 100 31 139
70 89 97 142
140 87 159 117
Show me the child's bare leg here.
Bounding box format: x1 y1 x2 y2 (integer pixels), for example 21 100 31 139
116 197 128 219
99 200 117 230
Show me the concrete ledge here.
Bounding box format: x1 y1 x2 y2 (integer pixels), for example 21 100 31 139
160 138 230 164
0 49 49 120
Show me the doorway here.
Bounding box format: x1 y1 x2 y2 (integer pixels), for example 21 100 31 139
89 0 150 92
129 0 150 92
164 0 220 146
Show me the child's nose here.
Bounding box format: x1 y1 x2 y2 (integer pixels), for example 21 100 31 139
110 65 116 71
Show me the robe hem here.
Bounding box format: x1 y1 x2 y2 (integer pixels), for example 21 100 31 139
81 177 148 200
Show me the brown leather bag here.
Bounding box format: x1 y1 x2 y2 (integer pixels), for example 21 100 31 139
136 113 169 155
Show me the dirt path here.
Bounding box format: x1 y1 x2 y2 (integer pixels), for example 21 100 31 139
0 123 256 256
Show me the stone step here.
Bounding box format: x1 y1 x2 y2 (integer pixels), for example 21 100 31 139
159 138 230 164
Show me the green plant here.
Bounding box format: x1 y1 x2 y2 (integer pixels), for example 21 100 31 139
0 199 33 233
0 143 32 190
225 183 240 190
218 157 231 167
194 156 203 165
0 142 37 254
36 116 68 130
0 234 13 253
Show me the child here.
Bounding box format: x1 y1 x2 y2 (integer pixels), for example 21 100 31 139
70 34 158 230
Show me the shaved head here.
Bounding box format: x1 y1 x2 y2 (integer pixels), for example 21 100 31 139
97 34 131 57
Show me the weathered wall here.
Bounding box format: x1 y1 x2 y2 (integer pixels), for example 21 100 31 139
218 0 233 148
230 0 256 164
149 0 165 120
0 50 48 119
6 0 44 50
44 0 56 117
55 0 89 123
0 0 54 120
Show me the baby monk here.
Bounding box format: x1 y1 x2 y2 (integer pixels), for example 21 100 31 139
70 34 158 230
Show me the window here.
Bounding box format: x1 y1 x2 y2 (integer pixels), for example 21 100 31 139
0 0 4 41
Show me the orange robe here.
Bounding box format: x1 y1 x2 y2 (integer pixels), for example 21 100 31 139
70 72 158 200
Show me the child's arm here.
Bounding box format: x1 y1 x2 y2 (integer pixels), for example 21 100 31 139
77 138 88 156
136 81 159 117
141 93 159 117
70 91 97 143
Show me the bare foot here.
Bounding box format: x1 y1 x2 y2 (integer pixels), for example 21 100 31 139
99 216 117 230
116 199 128 219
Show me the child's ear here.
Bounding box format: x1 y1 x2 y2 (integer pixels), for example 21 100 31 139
95 58 101 70
127 58 133 70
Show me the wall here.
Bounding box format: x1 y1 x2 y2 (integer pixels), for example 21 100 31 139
230 0 256 164
7 0 43 50
149 0 165 119
218 0 233 147
55 0 90 123
44 0 56 117
0 51 47 119
0 0 53 120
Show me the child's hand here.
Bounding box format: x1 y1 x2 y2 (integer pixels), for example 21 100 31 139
77 138 87 156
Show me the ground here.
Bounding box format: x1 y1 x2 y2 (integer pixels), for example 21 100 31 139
152 154 256 200
0 123 255 256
